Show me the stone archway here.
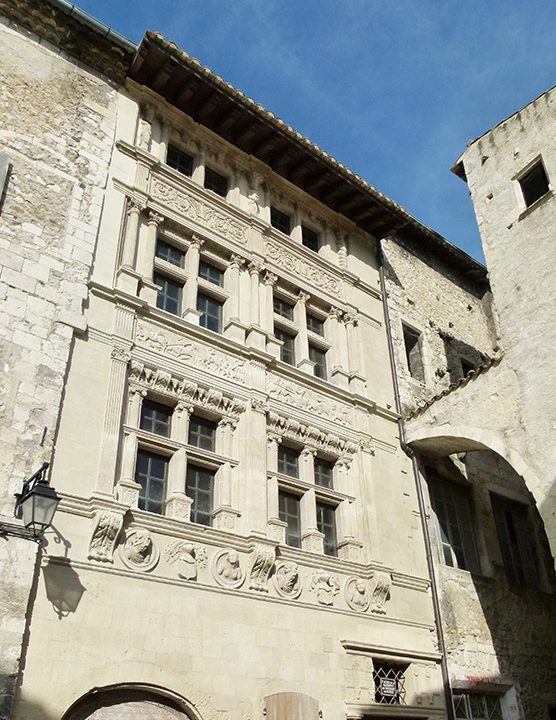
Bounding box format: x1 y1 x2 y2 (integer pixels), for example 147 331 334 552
63 685 203 720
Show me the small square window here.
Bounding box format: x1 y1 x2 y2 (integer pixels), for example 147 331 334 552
273 296 294 320
186 465 214 526
302 226 320 252
197 292 223 333
309 344 327 379
278 445 299 477
199 260 224 286
314 458 333 488
279 491 301 548
519 161 549 208
140 400 172 437
167 144 194 177
135 450 168 515
204 167 228 197
275 327 296 365
373 661 408 705
154 273 182 316
316 501 337 556
307 313 324 336
188 415 216 452
271 207 291 235
155 239 185 268
402 324 425 382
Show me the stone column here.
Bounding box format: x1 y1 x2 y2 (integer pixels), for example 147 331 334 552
182 235 204 324
166 402 193 520
115 384 145 505
266 434 286 542
291 202 303 244
223 254 245 342
326 307 350 389
344 311 367 395
294 291 313 374
117 199 144 294
228 161 241 205
335 458 361 561
139 211 165 304
192 147 205 186
213 419 239 530
158 115 169 162
246 261 266 349
301 486 324 554
95 347 131 497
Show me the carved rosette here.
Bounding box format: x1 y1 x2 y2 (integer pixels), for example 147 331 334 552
120 528 159 572
369 571 392 614
310 570 340 606
273 561 302 599
88 511 123 563
345 577 371 612
164 540 208 581
248 545 276 593
212 549 245 589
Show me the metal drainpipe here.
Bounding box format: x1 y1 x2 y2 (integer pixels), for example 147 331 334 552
377 237 455 720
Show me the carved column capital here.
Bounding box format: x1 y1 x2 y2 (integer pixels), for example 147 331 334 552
147 210 165 227
111 347 131 364
343 310 358 326
267 433 282 447
296 290 310 305
190 234 205 250
248 260 263 276
175 402 194 418
328 306 343 320
229 254 246 270
262 271 277 287
127 198 145 216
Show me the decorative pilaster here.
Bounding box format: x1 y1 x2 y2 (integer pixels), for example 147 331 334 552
326 307 350 389
117 199 144 294
192 146 205 186
182 235 204 323
344 311 367 395
301 486 324 554
291 202 302 244
266 434 286 542
223 254 246 342
115 384 144 505
213 418 240 530
246 260 266 349
166 402 194 520
335 458 362 561
294 291 313 374
139 211 165 304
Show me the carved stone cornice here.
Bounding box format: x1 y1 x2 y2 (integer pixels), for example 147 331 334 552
266 411 358 459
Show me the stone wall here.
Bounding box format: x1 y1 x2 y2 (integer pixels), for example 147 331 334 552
0 18 119 515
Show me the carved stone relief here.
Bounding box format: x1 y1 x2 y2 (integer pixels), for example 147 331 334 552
135 322 245 382
273 561 302 599
129 359 246 417
150 176 247 244
267 411 358 459
88 511 123 563
248 545 276 592
213 549 245 589
268 377 351 424
265 240 343 298
120 528 159 572
164 540 208 580
310 570 340 606
345 577 370 612
344 653 374 704
369 570 392 614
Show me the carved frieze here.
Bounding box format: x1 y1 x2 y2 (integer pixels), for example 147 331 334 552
265 240 343 298
213 549 245 589
248 545 276 593
120 528 159 572
150 176 247 244
369 571 392 614
129 359 246 418
88 511 123 563
135 322 245 382
165 540 208 580
345 577 370 612
267 411 358 459
310 570 340 606
268 377 351 425
273 561 302 599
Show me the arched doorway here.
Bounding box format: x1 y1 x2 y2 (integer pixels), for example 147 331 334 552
63 685 202 720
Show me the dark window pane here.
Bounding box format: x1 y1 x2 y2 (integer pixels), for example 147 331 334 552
307 313 324 336
314 458 333 488
519 161 549 207
302 225 319 252
154 273 182 315
167 144 193 177
140 400 172 437
204 167 228 197
199 260 224 286
188 415 216 451
197 292 223 333
275 327 296 365
279 491 301 548
186 465 214 526
309 344 327 379
278 446 299 477
135 450 168 515
155 239 185 268
316 501 337 556
403 324 424 382
270 206 291 234
491 494 539 589
273 296 294 320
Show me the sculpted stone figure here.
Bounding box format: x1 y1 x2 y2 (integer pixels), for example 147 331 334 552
310 570 340 606
213 549 245 588
345 577 370 612
88 510 123 563
369 571 392 614
120 528 159 572
248 545 276 592
164 541 208 581
274 561 301 598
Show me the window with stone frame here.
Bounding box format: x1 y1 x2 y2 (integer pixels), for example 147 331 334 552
278 445 299 478
316 500 337 556
454 692 503 719
140 400 172 438
279 490 302 548
309 343 327 379
204 166 228 197
426 469 481 574
154 272 183 316
166 143 194 177
301 225 320 252
314 457 334 488
196 255 227 334
373 660 408 705
135 449 168 515
518 159 550 208
197 292 223 333
402 323 425 382
188 415 217 451
186 465 215 526
270 206 292 235
153 236 189 316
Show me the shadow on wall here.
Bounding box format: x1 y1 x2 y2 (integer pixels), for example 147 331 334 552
1 675 54 720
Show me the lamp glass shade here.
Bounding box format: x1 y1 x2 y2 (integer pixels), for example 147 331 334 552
20 483 60 533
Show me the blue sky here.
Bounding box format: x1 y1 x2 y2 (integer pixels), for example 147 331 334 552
77 1 555 262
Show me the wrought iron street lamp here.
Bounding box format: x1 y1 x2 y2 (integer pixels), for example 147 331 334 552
15 462 60 538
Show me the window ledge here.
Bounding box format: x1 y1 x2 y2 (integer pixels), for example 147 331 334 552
517 188 553 221
270 471 354 502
